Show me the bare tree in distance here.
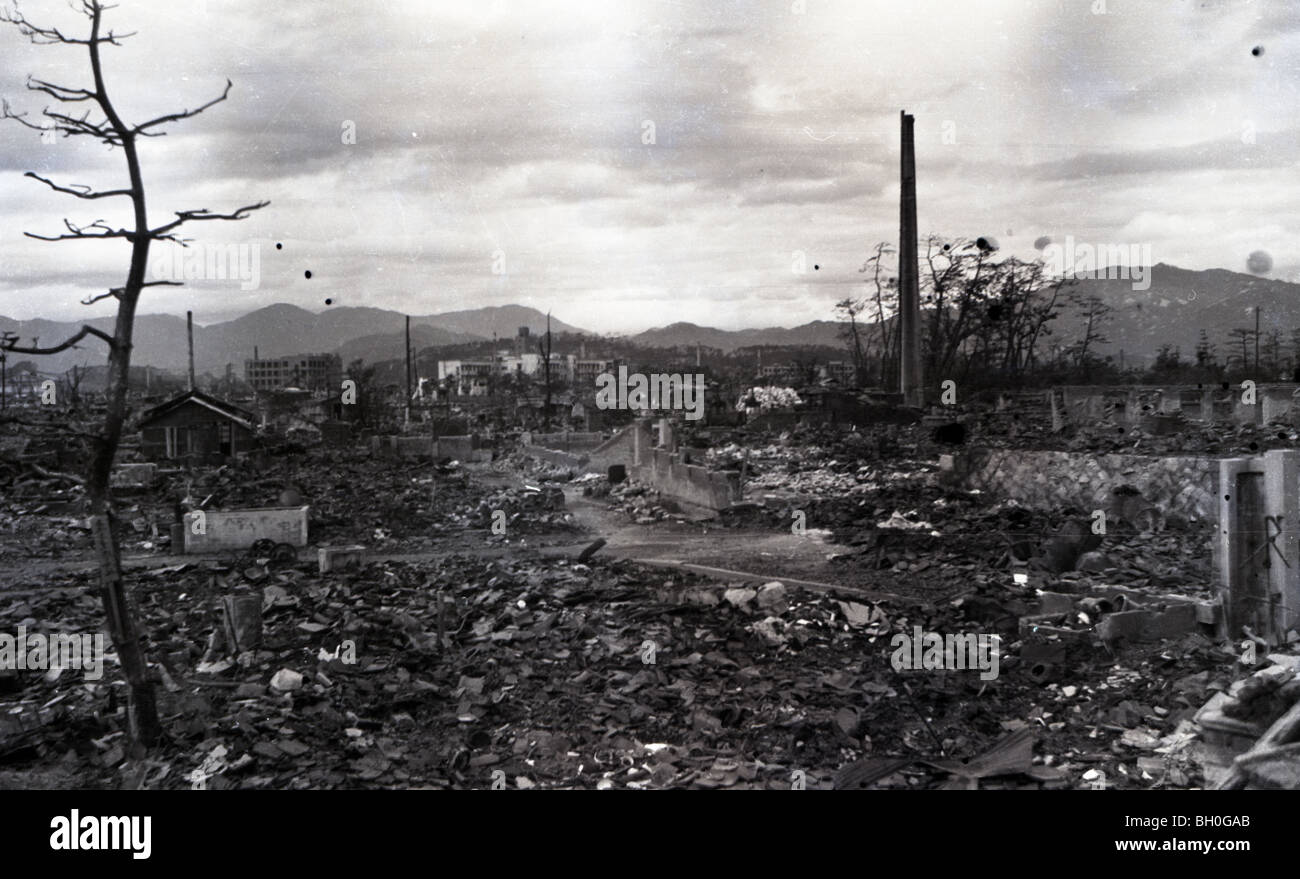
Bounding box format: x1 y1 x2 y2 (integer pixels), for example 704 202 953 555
1067 292 1112 378
833 297 866 388
0 0 268 747
858 242 897 387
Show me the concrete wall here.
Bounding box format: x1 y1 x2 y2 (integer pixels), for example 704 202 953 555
585 420 653 474
524 446 589 470
527 431 605 451
182 505 310 552
516 422 650 474
369 434 488 461
371 435 431 459
962 448 1219 522
632 449 740 514
1058 384 1300 428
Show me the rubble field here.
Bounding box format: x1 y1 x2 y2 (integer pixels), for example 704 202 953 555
0 426 1294 790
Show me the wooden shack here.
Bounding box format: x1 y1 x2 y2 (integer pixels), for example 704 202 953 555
138 390 255 462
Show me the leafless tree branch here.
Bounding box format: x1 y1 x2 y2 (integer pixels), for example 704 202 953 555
25 171 132 199
0 1 133 47
134 78 231 135
26 74 96 102
25 217 132 241
81 279 179 304
0 324 114 354
150 201 270 236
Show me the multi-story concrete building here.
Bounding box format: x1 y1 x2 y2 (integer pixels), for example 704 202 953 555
440 352 574 395
759 363 798 381
244 352 342 392
437 359 496 396
573 359 615 389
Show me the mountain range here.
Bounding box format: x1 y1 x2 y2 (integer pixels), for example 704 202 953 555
2 264 1296 375
0 304 584 376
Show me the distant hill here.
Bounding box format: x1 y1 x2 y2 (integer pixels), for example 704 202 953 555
629 320 846 351
1061 264 1300 368
0 313 191 376
427 304 584 340
629 265 1300 367
0 303 582 376
5 266 1296 376
336 325 476 367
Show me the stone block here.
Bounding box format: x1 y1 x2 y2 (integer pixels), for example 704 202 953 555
319 545 366 574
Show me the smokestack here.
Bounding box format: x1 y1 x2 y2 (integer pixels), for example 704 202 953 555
899 111 922 407
187 310 196 392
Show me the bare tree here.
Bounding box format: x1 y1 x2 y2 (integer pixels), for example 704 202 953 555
833 298 866 388
1067 293 1112 375
1226 328 1254 374
1 1 267 746
858 242 897 386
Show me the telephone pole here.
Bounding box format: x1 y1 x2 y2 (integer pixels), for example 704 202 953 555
186 311 196 391
1256 306 1261 373
404 315 412 426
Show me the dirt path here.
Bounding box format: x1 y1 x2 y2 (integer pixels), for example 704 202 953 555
2 483 905 603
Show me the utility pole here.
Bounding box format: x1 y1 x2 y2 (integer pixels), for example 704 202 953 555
898 110 922 407
1256 306 1261 373
404 314 412 426
1 351 6 410
187 310 196 392
538 311 553 432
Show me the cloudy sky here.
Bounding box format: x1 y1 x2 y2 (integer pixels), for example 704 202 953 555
0 0 1296 333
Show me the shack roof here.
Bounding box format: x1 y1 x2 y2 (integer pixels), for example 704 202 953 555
138 389 255 431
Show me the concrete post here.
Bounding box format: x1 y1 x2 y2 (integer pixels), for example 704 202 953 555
1218 450 1300 644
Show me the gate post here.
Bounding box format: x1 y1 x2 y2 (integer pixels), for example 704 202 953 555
1263 450 1300 639
1219 451 1300 644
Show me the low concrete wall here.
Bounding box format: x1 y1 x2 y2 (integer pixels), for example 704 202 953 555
525 446 588 470
528 431 605 451
371 435 430 459
632 449 740 514
961 449 1218 522
182 505 310 552
1058 384 1300 427
585 421 653 474
369 434 486 461
519 421 651 474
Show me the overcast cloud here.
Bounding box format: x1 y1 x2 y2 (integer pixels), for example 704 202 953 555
0 0 1297 333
